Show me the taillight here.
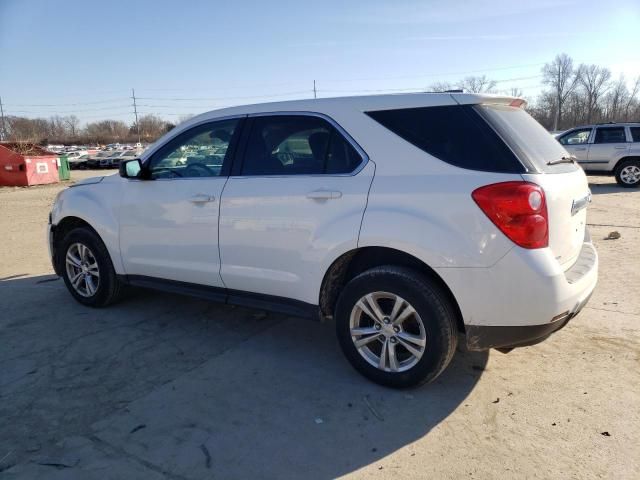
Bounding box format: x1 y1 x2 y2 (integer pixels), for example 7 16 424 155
472 181 548 249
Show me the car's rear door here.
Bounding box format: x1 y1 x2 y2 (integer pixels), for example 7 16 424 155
587 126 629 169
218 113 373 305
118 117 242 286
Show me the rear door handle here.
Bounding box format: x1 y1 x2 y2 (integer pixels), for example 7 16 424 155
614 146 627 150
189 193 215 203
574 147 587 151
306 189 342 200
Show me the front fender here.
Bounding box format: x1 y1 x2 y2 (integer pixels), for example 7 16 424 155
51 179 124 274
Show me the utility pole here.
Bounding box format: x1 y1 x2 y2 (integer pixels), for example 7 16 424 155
0 96 6 141
313 80 317 99
131 88 141 143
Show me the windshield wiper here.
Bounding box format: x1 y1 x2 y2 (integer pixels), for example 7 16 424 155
547 156 576 166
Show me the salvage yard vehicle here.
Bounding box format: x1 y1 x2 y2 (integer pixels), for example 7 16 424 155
557 122 640 187
47 93 598 388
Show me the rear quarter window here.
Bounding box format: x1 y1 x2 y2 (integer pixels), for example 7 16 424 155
365 105 524 173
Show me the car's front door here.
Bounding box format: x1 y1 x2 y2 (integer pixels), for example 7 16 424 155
218 114 373 305
558 127 592 167
587 126 629 170
119 117 242 286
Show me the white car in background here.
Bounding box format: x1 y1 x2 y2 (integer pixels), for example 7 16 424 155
47 93 598 388
557 122 640 187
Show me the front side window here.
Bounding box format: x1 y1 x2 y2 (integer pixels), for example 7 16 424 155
147 119 239 179
241 115 362 176
594 127 626 144
559 128 592 145
628 127 640 142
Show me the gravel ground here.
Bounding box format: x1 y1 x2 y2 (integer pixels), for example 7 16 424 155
0 170 638 479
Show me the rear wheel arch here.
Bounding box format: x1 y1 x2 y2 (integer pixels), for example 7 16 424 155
614 156 640 172
319 246 465 333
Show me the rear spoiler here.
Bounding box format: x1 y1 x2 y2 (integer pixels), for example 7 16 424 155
450 93 526 108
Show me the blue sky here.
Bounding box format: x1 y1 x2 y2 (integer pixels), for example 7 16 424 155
1 0 638 124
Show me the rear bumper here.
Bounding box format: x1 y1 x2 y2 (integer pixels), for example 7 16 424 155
436 236 598 351
465 290 592 350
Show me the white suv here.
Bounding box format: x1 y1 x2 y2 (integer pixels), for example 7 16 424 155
48 93 598 388
557 122 640 187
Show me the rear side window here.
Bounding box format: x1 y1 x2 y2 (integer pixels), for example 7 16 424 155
631 127 640 142
594 127 627 144
241 115 362 176
365 105 523 173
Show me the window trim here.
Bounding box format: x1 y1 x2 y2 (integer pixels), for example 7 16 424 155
232 111 369 178
143 116 246 181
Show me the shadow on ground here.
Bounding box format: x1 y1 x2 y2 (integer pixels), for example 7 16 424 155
1 275 487 479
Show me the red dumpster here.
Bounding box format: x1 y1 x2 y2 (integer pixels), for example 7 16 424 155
0 143 60 187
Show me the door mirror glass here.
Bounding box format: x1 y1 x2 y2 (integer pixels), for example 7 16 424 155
120 158 142 178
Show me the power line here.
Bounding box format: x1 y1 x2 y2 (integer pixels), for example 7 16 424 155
3 98 128 107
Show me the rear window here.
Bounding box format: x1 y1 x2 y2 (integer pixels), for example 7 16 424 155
477 104 578 173
366 105 523 173
631 127 640 142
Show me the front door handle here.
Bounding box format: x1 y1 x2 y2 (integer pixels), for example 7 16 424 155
189 193 215 203
574 147 587 151
306 190 342 200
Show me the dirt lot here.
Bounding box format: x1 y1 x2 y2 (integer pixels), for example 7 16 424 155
1 170 638 479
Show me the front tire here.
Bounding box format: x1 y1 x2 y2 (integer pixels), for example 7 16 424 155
58 227 124 307
335 266 458 388
614 159 640 188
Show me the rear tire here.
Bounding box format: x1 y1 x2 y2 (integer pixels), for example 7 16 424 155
614 159 640 188
335 266 458 388
57 227 124 307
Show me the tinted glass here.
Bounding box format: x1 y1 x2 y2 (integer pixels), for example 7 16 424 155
630 127 640 142
594 127 626 144
477 104 577 173
559 128 592 145
366 105 523 173
241 115 362 175
148 119 238 179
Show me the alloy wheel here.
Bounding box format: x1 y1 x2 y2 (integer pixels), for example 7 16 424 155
349 292 427 372
620 165 640 185
65 242 100 297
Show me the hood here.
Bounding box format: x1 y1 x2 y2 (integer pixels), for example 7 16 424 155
70 176 104 187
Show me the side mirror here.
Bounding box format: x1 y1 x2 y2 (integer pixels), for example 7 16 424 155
119 159 143 179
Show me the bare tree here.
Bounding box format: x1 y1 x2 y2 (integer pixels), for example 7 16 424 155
133 114 170 142
624 76 640 120
577 64 612 123
63 115 80 139
542 53 580 131
509 87 524 98
428 81 454 92
456 75 497 93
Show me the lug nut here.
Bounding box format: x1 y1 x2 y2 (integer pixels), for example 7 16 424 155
375 324 381 330
390 337 397 344
383 317 390 324
393 326 400 333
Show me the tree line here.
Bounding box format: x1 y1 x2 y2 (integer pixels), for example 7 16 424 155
1 114 176 145
1 53 639 145
429 53 639 131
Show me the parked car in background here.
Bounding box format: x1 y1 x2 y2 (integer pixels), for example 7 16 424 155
557 122 640 187
111 150 139 167
48 93 597 388
65 151 89 169
99 151 126 168
86 151 114 169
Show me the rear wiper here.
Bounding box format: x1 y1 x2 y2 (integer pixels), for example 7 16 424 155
547 156 576 166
